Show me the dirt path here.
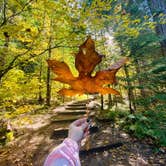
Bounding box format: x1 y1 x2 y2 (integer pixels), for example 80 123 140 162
80 122 166 166
0 102 165 166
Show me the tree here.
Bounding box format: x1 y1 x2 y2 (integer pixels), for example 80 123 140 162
148 0 166 56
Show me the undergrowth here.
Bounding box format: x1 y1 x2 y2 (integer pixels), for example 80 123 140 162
106 108 166 147
122 110 166 147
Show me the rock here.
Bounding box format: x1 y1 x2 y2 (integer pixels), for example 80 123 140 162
102 127 112 134
103 151 109 157
120 133 129 139
136 157 148 165
159 159 165 164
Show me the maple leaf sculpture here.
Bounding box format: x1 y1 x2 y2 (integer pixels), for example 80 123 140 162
47 37 128 96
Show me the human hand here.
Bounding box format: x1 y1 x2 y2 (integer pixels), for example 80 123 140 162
68 118 89 143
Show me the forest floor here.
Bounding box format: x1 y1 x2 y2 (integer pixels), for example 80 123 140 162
0 101 166 166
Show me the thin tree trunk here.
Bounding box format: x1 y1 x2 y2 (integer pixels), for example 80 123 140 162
38 61 43 104
3 0 7 24
98 60 104 110
108 84 113 109
134 80 137 99
0 1 9 81
119 41 136 113
46 38 52 106
148 0 166 56
114 96 118 108
100 94 104 110
124 65 136 113
134 58 147 97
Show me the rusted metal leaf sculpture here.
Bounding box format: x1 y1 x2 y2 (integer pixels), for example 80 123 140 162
47 37 128 96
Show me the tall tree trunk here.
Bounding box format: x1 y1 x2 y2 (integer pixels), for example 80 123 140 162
134 58 147 97
38 61 43 104
148 0 166 56
2 0 7 25
124 65 136 113
0 0 8 80
114 95 118 108
108 85 113 109
46 38 52 106
98 61 104 110
100 94 104 110
46 52 51 106
119 41 136 113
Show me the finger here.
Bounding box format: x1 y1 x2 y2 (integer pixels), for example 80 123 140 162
84 126 89 133
81 122 88 130
83 130 89 138
72 118 87 126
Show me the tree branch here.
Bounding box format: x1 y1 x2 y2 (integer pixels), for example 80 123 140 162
0 42 78 79
0 0 34 27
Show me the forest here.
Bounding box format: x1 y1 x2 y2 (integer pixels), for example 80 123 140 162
0 0 166 165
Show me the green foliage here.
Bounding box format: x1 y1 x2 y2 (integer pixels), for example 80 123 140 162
106 108 129 122
0 69 42 107
0 0 165 148
4 104 40 119
0 120 14 146
106 111 117 122
6 131 14 143
19 61 38 74
0 125 7 146
123 110 166 147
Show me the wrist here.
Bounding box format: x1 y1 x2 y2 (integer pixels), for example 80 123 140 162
68 131 82 143
67 137 78 144
64 137 79 151
68 135 79 143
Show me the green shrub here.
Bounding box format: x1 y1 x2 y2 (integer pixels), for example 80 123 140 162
106 109 129 122
106 111 117 122
115 108 130 118
122 110 166 147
